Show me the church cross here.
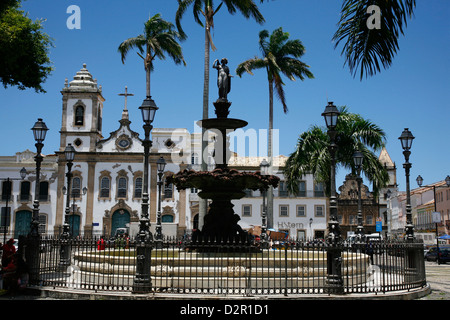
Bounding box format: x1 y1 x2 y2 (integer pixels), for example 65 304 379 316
118 86 134 111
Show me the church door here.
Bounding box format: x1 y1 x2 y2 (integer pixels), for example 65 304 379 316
69 215 81 237
14 210 32 238
111 210 130 236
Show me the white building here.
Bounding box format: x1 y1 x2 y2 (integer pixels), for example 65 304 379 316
0 64 328 240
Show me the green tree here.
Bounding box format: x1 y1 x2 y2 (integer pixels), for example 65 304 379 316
236 27 313 228
118 13 186 98
333 0 416 79
0 0 53 92
284 106 389 197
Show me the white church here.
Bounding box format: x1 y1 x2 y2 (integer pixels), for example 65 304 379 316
0 64 342 240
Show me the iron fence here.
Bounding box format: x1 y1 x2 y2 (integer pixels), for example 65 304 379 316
21 236 426 296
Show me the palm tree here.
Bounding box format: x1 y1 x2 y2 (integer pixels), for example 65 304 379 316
175 0 265 230
284 106 390 197
333 0 416 79
236 27 314 228
118 13 186 98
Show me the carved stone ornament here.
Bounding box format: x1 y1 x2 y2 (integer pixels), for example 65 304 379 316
116 134 132 150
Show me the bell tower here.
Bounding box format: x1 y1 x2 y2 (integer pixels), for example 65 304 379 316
378 147 397 189
60 63 105 152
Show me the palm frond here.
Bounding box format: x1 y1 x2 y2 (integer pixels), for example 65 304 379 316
333 0 416 79
118 36 146 64
235 57 266 76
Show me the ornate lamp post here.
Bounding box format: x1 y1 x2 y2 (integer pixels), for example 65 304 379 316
322 102 343 294
30 118 49 237
353 150 365 239
398 128 415 241
260 159 269 247
26 118 48 285
416 174 450 264
59 143 76 270
155 156 166 248
133 96 158 293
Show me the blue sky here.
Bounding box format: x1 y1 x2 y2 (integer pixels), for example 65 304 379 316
1 0 449 191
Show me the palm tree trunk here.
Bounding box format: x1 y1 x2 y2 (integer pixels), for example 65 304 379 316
146 68 150 97
199 17 211 231
267 79 274 229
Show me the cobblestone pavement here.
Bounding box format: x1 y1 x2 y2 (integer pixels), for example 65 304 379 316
419 261 450 300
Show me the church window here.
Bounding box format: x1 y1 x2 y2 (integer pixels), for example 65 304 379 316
39 181 49 202
75 105 84 125
72 177 81 198
134 177 142 198
97 107 102 132
100 177 110 198
118 177 127 198
74 138 82 147
162 215 174 223
164 182 173 199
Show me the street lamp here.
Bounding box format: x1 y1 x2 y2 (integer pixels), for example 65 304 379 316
134 97 158 293
28 118 48 285
398 128 415 241
260 159 269 247
322 102 343 294
155 156 166 248
353 151 365 239
416 174 450 264
59 143 76 270
30 118 48 237
63 143 76 236
322 102 341 242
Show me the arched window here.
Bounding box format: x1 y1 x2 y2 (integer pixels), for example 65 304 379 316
118 177 127 198
72 177 81 198
100 177 110 198
134 177 142 198
75 105 84 125
164 182 173 199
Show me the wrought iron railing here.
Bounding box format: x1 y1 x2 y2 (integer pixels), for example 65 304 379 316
21 236 426 296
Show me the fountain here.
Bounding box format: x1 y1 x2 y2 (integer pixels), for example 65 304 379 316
167 58 280 246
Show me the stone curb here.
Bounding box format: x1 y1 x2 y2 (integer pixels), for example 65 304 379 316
26 283 431 300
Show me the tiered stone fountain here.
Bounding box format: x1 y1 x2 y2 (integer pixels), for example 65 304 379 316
168 58 279 246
